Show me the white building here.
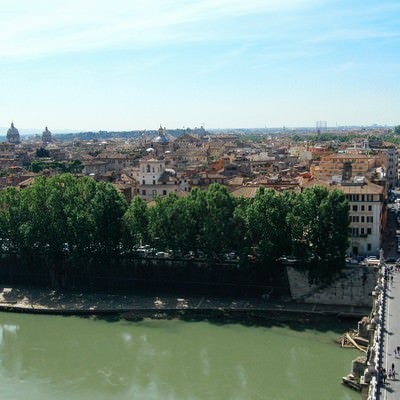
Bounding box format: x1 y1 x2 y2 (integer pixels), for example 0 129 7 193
340 178 384 257
133 157 190 201
302 177 384 257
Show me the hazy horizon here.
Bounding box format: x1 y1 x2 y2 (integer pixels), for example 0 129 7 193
1 1 399 130
0 123 393 137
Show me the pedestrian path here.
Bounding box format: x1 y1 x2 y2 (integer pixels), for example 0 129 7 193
380 267 400 399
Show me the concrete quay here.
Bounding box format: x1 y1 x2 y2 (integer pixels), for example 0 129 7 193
0 285 369 318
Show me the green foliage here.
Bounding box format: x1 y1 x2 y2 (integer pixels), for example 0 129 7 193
30 160 83 173
394 125 400 135
90 181 128 254
0 174 127 258
123 183 349 280
287 186 349 282
291 134 357 143
35 147 50 157
246 187 291 263
0 177 349 282
123 196 149 247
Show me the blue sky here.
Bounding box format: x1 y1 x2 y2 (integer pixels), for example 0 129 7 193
1 0 399 131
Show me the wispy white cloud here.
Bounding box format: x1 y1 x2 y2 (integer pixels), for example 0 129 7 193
0 0 320 59
310 28 400 44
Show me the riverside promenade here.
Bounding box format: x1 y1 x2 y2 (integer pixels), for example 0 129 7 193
0 285 369 318
379 267 400 399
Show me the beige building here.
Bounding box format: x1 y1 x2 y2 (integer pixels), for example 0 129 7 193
302 177 384 257
133 157 190 201
311 153 377 180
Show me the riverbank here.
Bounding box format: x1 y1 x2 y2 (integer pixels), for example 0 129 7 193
0 285 370 321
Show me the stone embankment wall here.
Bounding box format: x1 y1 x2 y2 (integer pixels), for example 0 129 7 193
286 265 377 307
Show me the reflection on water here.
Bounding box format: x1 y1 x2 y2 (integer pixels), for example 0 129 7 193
0 323 19 346
0 313 360 400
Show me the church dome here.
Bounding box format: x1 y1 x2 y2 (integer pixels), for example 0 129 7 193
42 126 52 142
7 122 20 143
153 125 169 144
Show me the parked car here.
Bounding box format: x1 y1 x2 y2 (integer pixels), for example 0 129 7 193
155 251 171 258
365 256 380 265
224 251 238 261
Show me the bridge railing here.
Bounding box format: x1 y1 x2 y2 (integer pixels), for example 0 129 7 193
367 264 387 400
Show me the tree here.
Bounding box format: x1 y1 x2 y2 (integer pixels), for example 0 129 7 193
246 187 291 264
183 188 208 254
12 174 127 258
36 147 50 157
232 196 251 263
291 186 349 282
90 181 128 254
147 194 193 254
200 184 237 259
395 125 400 135
123 196 149 249
0 187 27 253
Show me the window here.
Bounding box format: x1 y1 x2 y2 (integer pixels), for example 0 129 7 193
368 205 372 211
163 190 167 195
142 180 145 185
361 216 365 223
152 167 155 173
153 180 156 185
146 164 150 173
142 189 146 195
152 189 157 195
361 205 365 211
367 228 372 234
352 205 358 211
361 228 364 235
367 243 371 251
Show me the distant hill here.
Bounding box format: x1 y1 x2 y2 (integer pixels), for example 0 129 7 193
0 127 207 142
52 127 207 142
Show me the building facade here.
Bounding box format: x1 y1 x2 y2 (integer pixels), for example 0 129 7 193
133 157 189 201
302 177 384 257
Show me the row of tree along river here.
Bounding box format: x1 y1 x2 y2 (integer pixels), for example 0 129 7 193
0 174 349 292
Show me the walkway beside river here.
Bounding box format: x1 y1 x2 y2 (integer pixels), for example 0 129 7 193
380 267 400 399
0 285 370 317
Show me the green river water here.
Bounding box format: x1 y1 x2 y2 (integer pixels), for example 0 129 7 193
0 313 360 400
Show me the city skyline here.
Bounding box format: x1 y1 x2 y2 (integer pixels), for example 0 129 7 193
1 0 399 131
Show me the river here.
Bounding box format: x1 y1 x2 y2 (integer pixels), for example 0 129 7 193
0 313 360 400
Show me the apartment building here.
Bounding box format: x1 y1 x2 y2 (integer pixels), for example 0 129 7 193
303 177 384 257
311 153 376 180
133 157 189 201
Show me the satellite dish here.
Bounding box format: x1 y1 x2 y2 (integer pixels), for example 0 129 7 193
146 147 155 152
